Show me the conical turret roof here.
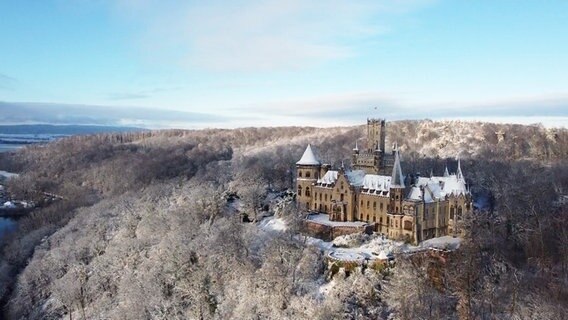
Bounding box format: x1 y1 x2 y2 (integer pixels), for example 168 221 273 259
296 144 320 165
390 149 405 188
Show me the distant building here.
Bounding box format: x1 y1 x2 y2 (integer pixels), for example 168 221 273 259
296 118 472 244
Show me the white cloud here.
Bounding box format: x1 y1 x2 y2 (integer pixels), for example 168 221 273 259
109 0 433 72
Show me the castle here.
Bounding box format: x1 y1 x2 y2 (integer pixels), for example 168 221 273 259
296 118 472 244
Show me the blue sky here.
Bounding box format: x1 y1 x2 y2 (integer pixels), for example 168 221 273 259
0 0 567 128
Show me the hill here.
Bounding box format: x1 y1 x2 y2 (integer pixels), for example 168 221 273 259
0 119 566 319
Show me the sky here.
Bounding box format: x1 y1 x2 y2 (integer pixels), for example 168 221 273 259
0 0 567 128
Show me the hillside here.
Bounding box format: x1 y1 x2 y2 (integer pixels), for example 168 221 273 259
0 119 566 319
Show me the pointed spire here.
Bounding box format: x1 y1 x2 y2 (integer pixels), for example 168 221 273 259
456 157 464 181
390 149 405 188
296 144 320 165
443 164 450 177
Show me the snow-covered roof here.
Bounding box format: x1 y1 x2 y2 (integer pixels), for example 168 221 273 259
362 175 391 191
345 170 366 186
408 174 469 202
318 170 338 185
296 144 320 165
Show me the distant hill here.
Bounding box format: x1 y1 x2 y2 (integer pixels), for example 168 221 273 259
0 124 146 135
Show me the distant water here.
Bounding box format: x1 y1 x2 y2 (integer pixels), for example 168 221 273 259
0 217 16 238
0 144 24 153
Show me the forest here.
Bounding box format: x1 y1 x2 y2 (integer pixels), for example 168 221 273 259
0 120 566 319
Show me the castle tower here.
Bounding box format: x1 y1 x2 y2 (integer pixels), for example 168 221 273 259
352 118 390 174
296 144 321 211
367 118 386 153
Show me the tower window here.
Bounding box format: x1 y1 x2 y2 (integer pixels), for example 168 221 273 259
306 187 310 197
298 185 302 195
298 171 302 177
306 171 311 178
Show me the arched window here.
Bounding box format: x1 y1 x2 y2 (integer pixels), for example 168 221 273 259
319 193 322 201
367 201 370 209
298 185 302 195
373 202 377 210
306 187 311 197
450 207 455 219
298 171 302 177
306 171 311 178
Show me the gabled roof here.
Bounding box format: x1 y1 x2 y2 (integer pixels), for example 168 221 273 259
318 170 338 184
296 144 320 165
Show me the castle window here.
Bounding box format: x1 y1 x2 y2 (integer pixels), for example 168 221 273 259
319 193 322 201
298 185 302 195
450 207 455 219
404 221 412 231
367 201 370 209
380 217 383 224
325 194 327 201
380 203 383 211
298 171 302 177
373 202 376 210
396 194 399 200
306 171 311 178
340 194 344 201
361 200 363 206
306 187 310 197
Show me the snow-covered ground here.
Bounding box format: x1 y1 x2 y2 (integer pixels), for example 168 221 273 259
258 216 288 232
259 216 462 262
306 213 368 227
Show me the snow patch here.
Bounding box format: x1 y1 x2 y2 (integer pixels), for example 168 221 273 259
259 216 288 232
0 170 18 179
